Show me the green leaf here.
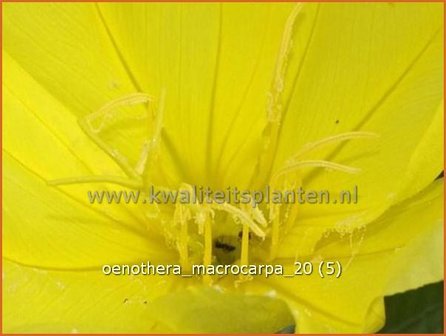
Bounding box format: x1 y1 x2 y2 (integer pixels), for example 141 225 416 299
379 281 444 333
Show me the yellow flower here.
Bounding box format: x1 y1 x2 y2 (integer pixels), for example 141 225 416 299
3 2 443 333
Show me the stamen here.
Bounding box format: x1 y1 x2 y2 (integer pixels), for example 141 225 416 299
289 131 378 161
266 3 303 123
195 212 205 235
174 204 191 270
250 204 268 228
269 203 281 261
136 90 166 176
86 93 153 133
210 202 265 238
250 3 303 187
245 195 267 227
273 160 361 181
49 92 162 188
203 216 213 285
240 223 250 266
134 140 152 176
47 175 142 189
284 196 300 234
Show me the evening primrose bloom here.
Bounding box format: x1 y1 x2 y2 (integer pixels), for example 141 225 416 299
3 2 443 334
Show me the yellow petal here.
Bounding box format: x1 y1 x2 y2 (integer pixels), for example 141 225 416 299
148 287 294 333
98 3 302 187
3 3 443 333
4 259 293 333
317 178 444 297
3 54 174 267
276 3 443 200
3 3 137 116
3 3 159 170
4 3 310 187
3 152 173 268
275 2 443 255
3 259 176 333
251 178 443 332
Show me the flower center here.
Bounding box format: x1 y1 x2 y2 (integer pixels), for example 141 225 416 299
148 128 376 284
160 184 267 284
47 88 378 287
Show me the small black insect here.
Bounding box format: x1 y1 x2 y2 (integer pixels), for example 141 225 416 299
213 235 241 265
214 240 236 252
